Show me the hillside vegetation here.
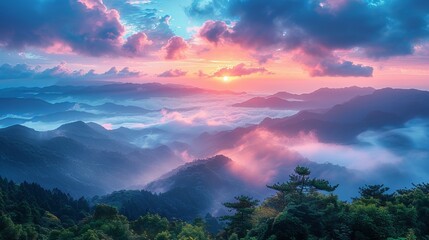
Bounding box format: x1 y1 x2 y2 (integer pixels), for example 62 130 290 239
1 166 428 240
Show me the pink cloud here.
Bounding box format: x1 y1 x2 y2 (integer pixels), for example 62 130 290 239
123 32 152 56
199 20 231 45
164 36 188 60
212 63 268 77
101 123 113 130
160 109 221 126
219 128 307 185
157 69 187 78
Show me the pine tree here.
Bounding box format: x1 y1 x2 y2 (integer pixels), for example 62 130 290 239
267 165 338 196
222 195 259 238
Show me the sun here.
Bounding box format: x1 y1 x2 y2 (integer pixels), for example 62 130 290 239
223 76 230 82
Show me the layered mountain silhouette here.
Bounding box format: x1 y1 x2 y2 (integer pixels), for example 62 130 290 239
1 86 428 212
261 88 429 143
95 155 250 220
0 121 181 196
0 83 242 101
233 86 375 110
94 154 359 220
198 88 429 156
0 97 152 126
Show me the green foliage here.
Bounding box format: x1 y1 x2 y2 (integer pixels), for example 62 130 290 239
132 213 169 239
243 166 429 240
0 177 91 239
155 231 171 240
177 224 208 240
2 168 429 240
93 204 119 220
222 195 259 238
228 233 239 240
0 177 212 240
267 165 338 197
357 184 394 205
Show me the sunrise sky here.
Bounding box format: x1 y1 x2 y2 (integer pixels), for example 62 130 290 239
0 0 428 92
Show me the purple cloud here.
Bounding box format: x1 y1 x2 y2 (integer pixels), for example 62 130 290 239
0 0 176 58
252 53 276 65
212 63 268 77
0 63 140 80
191 0 429 76
158 69 187 78
0 1 125 56
199 20 230 44
164 36 189 60
310 60 374 77
123 32 152 57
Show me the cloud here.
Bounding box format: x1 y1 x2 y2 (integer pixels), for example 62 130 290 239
104 0 175 48
197 70 210 78
86 66 140 79
157 69 187 78
227 0 428 58
212 63 268 77
208 123 427 197
191 0 429 75
199 20 230 44
0 63 140 80
219 129 306 185
122 32 152 56
0 0 124 56
0 0 175 57
0 64 36 80
164 36 189 60
252 53 276 65
186 0 230 20
310 60 374 77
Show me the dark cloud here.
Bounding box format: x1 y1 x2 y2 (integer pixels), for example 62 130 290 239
192 0 429 75
212 63 268 77
0 0 175 57
225 0 428 58
310 60 373 77
164 37 189 60
0 0 125 56
158 69 187 78
199 20 230 44
0 63 140 80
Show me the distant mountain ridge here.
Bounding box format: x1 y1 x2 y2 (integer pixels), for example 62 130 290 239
0 82 244 101
233 86 375 110
0 97 152 127
0 121 181 196
197 88 429 155
96 155 255 219
260 88 429 143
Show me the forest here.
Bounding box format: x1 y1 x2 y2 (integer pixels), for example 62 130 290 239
1 166 428 240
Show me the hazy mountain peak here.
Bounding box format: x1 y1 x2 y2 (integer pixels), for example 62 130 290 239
0 124 39 139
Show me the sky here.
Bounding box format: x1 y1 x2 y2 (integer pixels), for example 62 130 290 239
0 0 428 93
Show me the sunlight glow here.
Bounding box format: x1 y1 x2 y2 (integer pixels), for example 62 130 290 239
223 76 230 82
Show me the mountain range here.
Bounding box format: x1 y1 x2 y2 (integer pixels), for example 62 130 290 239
199 88 429 156
1 86 428 218
0 83 243 101
233 86 375 110
0 121 181 196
